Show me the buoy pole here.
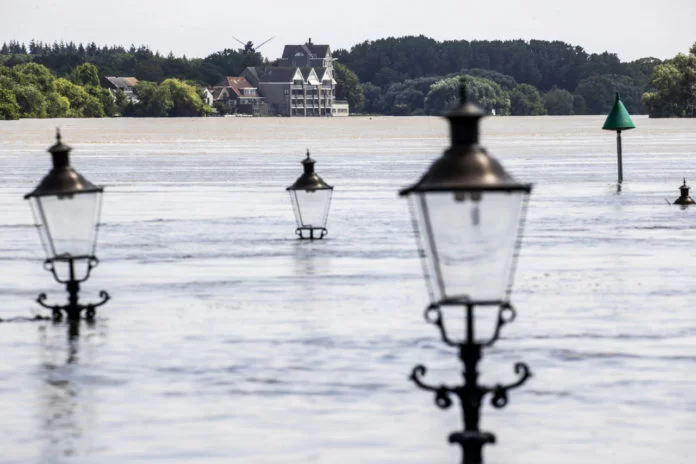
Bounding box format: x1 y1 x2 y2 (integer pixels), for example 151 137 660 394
616 129 623 184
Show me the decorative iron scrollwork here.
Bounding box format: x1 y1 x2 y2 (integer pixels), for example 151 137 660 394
410 301 531 463
37 257 109 322
490 362 531 408
424 304 458 347
410 365 456 409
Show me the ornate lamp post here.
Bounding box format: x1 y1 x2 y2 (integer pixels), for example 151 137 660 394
25 130 109 322
399 87 533 464
286 150 333 239
673 178 695 206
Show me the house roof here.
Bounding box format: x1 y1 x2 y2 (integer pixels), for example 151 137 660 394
223 76 253 89
103 76 138 89
210 86 229 100
258 67 300 83
299 67 313 79
308 44 330 58
281 43 331 60
218 76 258 97
242 67 260 87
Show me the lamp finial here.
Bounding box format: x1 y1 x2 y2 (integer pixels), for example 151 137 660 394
56 127 61 144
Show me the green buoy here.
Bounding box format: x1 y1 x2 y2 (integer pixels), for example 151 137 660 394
602 92 635 184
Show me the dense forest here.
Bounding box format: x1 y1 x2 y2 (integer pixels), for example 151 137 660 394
333 36 663 115
0 37 694 119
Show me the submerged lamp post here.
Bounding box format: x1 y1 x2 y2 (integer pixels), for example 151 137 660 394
25 130 109 322
673 178 695 206
286 150 333 239
399 86 532 464
602 92 635 185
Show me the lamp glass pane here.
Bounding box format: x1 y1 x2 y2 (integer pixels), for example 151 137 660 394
412 190 526 304
289 189 332 229
32 191 102 259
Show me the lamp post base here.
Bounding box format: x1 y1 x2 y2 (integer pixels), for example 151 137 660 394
36 257 110 323
295 227 328 240
449 431 496 464
37 288 110 322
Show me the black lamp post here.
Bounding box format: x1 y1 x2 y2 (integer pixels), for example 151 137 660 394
286 150 333 239
399 86 533 464
25 130 109 323
673 178 695 206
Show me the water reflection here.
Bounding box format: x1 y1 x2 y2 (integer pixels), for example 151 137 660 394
37 321 99 461
292 241 318 277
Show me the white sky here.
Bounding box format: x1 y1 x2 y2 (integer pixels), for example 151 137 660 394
1 0 694 62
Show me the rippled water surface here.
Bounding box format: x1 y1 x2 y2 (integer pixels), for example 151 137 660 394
1 116 696 464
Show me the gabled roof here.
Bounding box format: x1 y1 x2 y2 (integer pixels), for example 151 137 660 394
242 67 260 87
103 76 138 89
211 86 229 100
307 44 330 58
299 67 320 85
258 67 301 83
223 76 254 89
313 67 336 84
281 43 331 60
218 76 257 97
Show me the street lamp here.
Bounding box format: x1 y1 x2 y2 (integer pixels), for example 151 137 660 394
286 150 333 239
673 178 695 206
399 86 533 464
25 130 109 322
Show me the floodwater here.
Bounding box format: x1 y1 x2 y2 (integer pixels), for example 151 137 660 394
1 115 695 464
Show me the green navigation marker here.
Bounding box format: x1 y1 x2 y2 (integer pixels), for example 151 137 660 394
602 92 635 184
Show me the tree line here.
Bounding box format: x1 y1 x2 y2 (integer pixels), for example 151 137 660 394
334 36 666 115
0 40 264 86
1 38 694 118
0 61 210 120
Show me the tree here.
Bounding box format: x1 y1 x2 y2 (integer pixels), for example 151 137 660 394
509 83 546 115
573 94 587 115
380 76 440 115
160 78 208 116
45 91 70 117
0 88 20 120
361 82 383 114
333 62 364 113
13 84 47 117
642 43 696 117
575 74 644 114
543 87 574 115
425 75 510 115
214 101 228 116
112 89 129 114
128 79 207 117
128 81 173 116
12 62 55 92
54 77 105 117
463 68 518 91
69 62 100 87
87 85 117 116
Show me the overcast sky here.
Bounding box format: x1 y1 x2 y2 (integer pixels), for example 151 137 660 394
2 0 694 62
